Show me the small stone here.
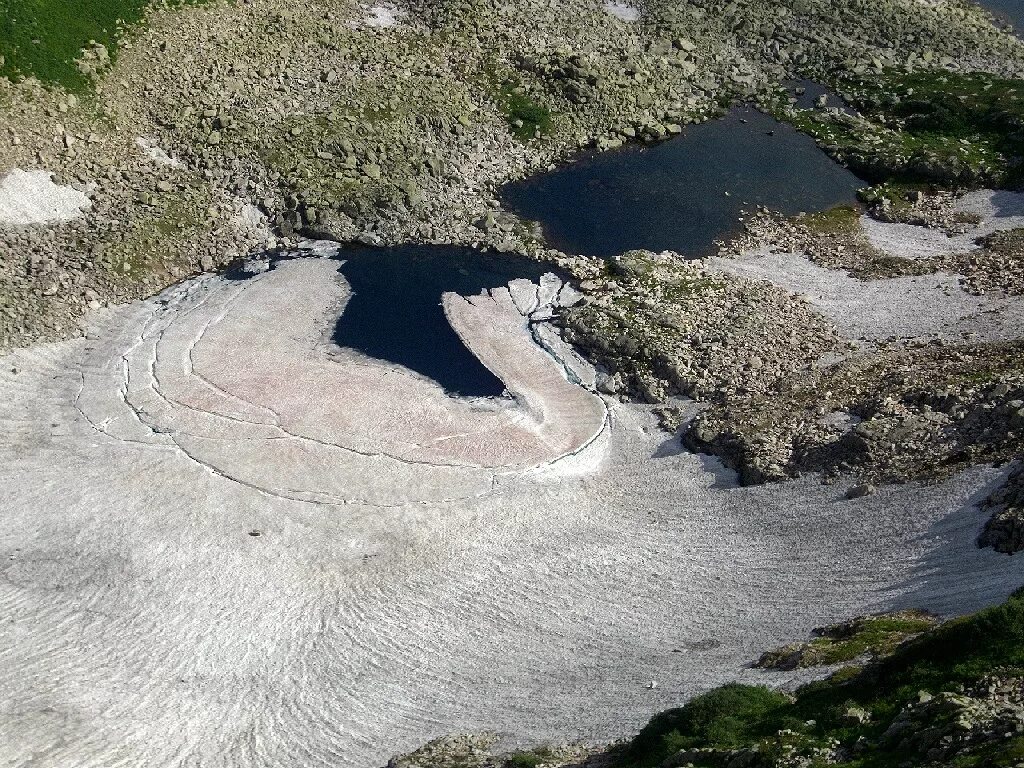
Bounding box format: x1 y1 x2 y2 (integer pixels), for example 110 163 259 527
207 131 222 145
846 483 876 500
842 706 871 725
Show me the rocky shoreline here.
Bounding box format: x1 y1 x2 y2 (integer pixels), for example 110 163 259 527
554 187 1024 555
3 0 1024 350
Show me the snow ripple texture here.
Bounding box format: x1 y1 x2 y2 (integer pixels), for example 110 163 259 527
1 254 1023 767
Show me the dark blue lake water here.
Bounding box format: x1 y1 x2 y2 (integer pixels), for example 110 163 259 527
331 245 554 397
230 245 554 397
241 107 867 398
979 0 1024 29
501 107 866 258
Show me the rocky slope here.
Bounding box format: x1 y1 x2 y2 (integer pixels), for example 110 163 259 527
980 463 1024 554
2 0 1024 352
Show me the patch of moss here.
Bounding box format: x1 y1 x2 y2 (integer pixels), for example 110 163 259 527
856 181 930 208
505 748 555 768
494 79 552 141
105 189 209 279
622 684 798 767
801 204 863 235
759 612 939 669
977 227 1024 258
773 70 1024 188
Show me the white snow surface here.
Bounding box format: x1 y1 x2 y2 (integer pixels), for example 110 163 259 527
135 136 186 168
2 253 1023 767
603 1 640 21
363 4 404 27
715 188 1024 344
715 250 1024 343
862 189 1024 260
0 168 91 225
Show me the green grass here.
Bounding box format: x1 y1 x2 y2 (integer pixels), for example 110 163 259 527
803 614 937 665
505 749 556 768
773 70 1024 188
615 589 1024 768
799 592 1024 725
759 612 939 669
623 684 798 766
848 70 1024 186
0 0 203 90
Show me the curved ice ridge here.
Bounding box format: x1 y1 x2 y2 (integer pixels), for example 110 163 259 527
73 249 608 506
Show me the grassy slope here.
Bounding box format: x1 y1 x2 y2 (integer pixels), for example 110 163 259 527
617 588 1024 768
0 0 200 90
757 612 938 669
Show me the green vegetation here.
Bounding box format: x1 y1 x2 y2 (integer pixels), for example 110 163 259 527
496 80 553 141
626 685 798 765
504 748 556 768
758 611 939 670
104 188 210 278
614 589 1024 768
978 226 1024 257
801 613 937 665
800 204 862 235
857 181 932 208
774 70 1024 188
0 0 202 90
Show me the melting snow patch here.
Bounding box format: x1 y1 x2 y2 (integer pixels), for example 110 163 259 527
135 137 184 169
0 169 91 226
861 189 1024 260
363 4 404 27
604 1 640 21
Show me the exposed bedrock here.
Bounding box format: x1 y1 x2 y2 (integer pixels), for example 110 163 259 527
979 463 1024 554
